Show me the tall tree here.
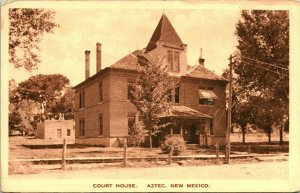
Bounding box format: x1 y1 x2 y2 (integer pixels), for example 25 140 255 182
129 54 177 150
50 87 75 119
234 10 289 144
11 74 70 120
9 8 59 71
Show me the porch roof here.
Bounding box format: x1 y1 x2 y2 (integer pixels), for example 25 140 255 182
160 105 212 119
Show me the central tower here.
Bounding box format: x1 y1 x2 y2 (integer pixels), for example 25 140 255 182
145 14 188 75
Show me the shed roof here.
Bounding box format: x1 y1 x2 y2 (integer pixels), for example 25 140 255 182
160 105 212 119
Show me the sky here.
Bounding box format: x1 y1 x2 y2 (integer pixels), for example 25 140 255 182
9 8 241 86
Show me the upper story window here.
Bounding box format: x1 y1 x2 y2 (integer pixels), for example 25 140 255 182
199 86 217 105
175 87 180 103
79 117 85 136
167 50 180 73
128 82 134 100
79 90 85 109
166 87 180 103
99 82 103 102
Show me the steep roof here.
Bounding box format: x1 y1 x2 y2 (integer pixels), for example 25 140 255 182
185 64 227 81
110 50 143 70
146 14 183 51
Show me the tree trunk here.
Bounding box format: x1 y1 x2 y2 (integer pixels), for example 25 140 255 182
149 130 152 151
279 125 283 145
242 128 246 144
268 132 271 144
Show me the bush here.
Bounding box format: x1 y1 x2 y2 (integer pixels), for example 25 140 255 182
161 135 186 156
127 124 145 147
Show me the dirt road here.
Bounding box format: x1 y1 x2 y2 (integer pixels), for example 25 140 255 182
11 161 288 179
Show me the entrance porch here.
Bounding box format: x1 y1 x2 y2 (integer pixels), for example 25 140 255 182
155 106 213 147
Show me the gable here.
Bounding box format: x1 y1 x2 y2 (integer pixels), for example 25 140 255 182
185 64 227 81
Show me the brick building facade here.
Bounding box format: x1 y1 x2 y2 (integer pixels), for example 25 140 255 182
73 14 228 147
36 120 75 141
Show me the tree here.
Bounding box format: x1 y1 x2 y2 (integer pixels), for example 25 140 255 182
49 87 75 119
9 8 59 71
11 74 70 120
234 10 289 144
129 54 177 150
222 68 255 144
9 110 22 135
127 123 146 147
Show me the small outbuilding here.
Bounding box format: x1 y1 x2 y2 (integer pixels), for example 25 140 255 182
36 120 75 141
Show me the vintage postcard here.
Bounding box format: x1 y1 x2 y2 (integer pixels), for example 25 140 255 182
1 0 300 192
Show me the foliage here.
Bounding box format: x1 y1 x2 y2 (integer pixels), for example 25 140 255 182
127 123 146 147
9 8 59 71
129 54 177 149
233 10 289 143
10 75 73 133
161 135 186 156
11 74 70 117
9 111 22 131
49 87 75 119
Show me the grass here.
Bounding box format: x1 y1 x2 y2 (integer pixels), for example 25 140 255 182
8 135 289 175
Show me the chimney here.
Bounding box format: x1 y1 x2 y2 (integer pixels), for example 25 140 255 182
199 48 205 65
96 43 102 72
85 50 91 79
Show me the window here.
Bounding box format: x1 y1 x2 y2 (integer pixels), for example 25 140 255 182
99 114 103 136
209 119 214 135
167 50 180 72
167 89 172 102
128 82 134 100
79 90 85 109
57 129 62 138
79 118 85 136
128 116 135 130
175 87 180 103
99 82 103 102
199 87 217 105
67 129 71 136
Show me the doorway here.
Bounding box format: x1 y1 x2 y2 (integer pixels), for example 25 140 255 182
183 125 199 144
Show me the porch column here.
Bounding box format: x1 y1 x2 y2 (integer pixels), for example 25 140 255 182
180 119 183 135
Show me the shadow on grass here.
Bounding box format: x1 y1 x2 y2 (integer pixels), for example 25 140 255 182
231 141 289 154
22 144 105 149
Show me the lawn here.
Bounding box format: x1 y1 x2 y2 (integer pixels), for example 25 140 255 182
9 136 217 160
8 135 289 175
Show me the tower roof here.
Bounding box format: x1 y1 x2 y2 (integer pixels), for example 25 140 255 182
146 14 183 51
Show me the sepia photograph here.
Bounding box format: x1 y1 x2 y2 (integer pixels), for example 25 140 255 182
1 1 300 192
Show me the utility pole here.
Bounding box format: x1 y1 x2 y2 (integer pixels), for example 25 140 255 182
225 54 234 164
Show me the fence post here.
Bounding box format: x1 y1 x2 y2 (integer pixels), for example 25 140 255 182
62 138 67 170
216 143 219 163
168 147 173 165
248 144 251 154
225 145 230 164
123 138 127 167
